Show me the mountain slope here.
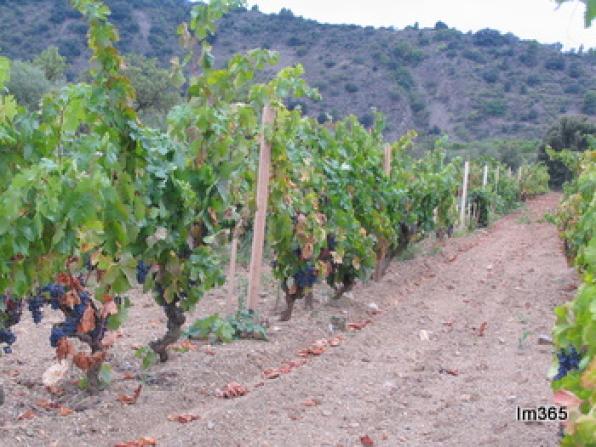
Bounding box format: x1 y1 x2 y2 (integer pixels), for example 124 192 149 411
0 0 594 141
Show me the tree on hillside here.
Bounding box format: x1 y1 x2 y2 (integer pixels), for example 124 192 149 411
6 60 52 110
33 46 67 82
537 115 596 187
121 53 182 126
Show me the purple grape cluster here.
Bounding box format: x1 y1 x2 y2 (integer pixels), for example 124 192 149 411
294 265 317 288
41 283 65 310
27 295 45 324
0 329 16 353
1 296 23 354
50 290 91 347
136 261 151 284
554 346 581 381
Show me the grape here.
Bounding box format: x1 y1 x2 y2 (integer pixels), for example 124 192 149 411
554 346 581 380
294 265 317 288
0 329 16 345
3 346 12 354
27 295 45 324
41 284 65 310
327 234 336 251
136 261 150 284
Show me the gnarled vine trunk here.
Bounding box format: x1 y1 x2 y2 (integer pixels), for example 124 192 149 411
150 300 186 362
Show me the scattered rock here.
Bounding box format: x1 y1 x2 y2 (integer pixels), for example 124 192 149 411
419 330 430 341
537 335 553 345
207 421 215 430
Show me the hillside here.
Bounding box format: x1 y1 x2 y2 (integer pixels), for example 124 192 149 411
0 0 595 141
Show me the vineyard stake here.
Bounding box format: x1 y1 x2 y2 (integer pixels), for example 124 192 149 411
459 160 469 229
495 166 500 193
482 165 488 187
247 105 276 312
384 143 392 176
226 220 243 316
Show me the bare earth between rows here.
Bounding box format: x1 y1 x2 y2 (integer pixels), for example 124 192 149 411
0 193 576 447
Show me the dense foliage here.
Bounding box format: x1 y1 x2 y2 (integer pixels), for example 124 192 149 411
550 145 595 446
537 116 596 188
0 0 552 406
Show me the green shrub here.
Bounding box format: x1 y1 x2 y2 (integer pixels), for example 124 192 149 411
6 60 52 110
479 98 507 117
582 90 596 115
345 83 359 93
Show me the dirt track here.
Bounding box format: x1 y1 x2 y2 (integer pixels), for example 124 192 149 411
0 193 577 447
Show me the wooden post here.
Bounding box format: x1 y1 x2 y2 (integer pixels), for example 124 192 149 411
247 105 276 312
495 166 500 193
508 167 512 177
482 165 488 187
383 144 392 176
459 161 469 229
226 220 242 316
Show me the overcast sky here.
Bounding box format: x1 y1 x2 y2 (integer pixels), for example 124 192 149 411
247 0 595 50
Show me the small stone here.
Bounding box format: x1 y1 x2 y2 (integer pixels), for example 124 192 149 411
368 303 379 312
507 395 517 402
486 264 493 270
419 330 430 341
322 410 332 417
498 338 506 345
537 335 553 345
207 421 215 430
349 422 360 428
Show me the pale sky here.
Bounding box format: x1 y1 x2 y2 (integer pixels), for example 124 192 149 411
247 0 595 50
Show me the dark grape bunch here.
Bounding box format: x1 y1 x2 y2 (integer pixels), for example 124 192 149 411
0 296 23 354
136 261 151 284
27 295 45 324
0 329 16 354
294 265 317 288
41 283 66 310
554 346 581 381
50 290 91 347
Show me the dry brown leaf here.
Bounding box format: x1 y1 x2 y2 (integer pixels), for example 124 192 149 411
439 367 460 376
167 414 200 424
114 436 157 447
101 300 118 319
56 338 76 360
62 289 80 309
263 368 281 380
58 406 74 416
121 372 136 381
360 435 374 446
17 409 36 420
218 382 248 399
73 351 106 371
328 336 343 347
35 399 60 410
301 242 314 260
477 322 488 337
348 320 372 331
302 398 320 407
553 390 583 408
77 304 96 334
117 384 143 405
102 331 118 348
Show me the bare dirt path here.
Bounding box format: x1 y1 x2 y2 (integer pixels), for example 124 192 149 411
0 193 577 447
